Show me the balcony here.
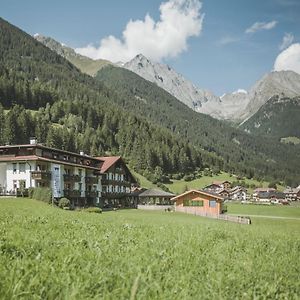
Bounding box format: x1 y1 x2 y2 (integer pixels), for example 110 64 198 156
101 192 129 199
101 179 131 187
86 190 98 198
63 189 81 198
85 176 98 184
31 170 51 181
63 174 81 182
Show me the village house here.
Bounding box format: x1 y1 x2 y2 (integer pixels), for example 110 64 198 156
213 180 231 190
203 181 232 199
253 191 285 203
229 186 247 201
171 190 225 216
283 186 300 201
252 188 276 202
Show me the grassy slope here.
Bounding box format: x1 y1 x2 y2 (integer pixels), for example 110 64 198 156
0 199 299 299
67 56 111 77
131 171 284 194
130 169 160 190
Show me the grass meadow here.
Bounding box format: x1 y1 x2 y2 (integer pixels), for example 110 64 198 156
0 198 299 299
131 170 285 195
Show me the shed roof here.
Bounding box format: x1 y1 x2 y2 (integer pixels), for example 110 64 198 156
139 189 175 198
171 189 224 201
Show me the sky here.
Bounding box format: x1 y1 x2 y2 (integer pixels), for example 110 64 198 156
1 0 300 95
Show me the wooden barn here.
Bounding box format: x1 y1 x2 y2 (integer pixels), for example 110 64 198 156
171 190 225 216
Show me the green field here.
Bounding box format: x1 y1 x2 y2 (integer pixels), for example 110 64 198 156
227 203 300 218
0 199 299 299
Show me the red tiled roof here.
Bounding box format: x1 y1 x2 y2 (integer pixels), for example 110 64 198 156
96 156 122 173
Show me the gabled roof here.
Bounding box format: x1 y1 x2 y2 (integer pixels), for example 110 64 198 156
96 156 122 173
283 188 300 194
139 189 175 198
203 183 222 189
96 156 137 183
171 189 224 201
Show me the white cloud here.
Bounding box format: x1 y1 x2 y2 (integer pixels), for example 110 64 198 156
75 0 204 62
279 33 294 50
245 20 277 34
274 43 300 74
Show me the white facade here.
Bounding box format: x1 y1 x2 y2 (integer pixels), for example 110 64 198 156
0 161 101 202
0 161 37 193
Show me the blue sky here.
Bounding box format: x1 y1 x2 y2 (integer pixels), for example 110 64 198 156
1 0 300 95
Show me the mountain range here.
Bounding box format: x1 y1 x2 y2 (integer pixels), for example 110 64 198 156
0 17 299 187
34 35 300 126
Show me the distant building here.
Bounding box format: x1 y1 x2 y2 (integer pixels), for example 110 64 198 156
171 190 225 216
253 188 276 202
213 180 231 190
254 191 285 203
229 186 247 201
138 189 175 205
203 181 232 199
283 187 300 201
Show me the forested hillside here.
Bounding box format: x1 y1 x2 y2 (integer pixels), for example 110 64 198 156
240 95 300 138
96 65 300 185
0 17 299 186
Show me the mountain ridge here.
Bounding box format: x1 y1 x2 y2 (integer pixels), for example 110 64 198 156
34 34 112 76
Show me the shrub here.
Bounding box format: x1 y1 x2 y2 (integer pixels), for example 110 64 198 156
83 207 102 214
32 187 52 203
28 187 34 198
58 197 70 209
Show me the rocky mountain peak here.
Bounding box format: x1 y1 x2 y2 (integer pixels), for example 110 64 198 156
123 54 222 118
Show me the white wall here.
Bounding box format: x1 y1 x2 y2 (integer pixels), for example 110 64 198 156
0 163 7 191
5 161 36 191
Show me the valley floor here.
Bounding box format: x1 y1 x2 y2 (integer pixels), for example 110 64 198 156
0 199 299 299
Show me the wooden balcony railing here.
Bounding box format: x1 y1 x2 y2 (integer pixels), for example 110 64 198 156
31 170 51 181
63 174 81 182
85 177 98 184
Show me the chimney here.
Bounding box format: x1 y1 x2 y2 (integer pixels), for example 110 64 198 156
30 137 37 145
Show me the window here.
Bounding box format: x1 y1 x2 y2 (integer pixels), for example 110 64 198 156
13 163 17 174
209 200 217 208
183 199 203 207
13 180 17 189
19 163 25 173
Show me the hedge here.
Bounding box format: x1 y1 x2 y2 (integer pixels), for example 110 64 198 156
29 187 52 204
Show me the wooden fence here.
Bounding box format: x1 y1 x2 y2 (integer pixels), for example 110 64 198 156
175 207 251 225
